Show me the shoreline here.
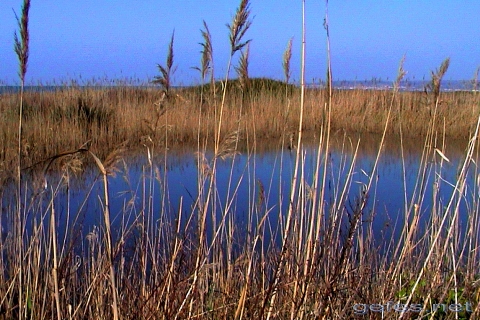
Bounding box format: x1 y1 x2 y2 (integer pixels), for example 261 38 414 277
1 79 478 177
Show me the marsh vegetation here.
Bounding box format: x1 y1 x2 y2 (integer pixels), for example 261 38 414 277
1 79 479 174
0 0 479 319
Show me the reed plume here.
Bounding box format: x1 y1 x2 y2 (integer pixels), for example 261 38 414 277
194 21 214 105
14 1 30 83
227 0 252 55
197 21 213 83
426 57 450 104
13 0 31 182
235 43 250 92
153 31 176 97
216 0 252 154
282 38 293 85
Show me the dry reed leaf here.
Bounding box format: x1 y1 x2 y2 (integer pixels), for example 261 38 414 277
434 148 450 163
86 226 99 243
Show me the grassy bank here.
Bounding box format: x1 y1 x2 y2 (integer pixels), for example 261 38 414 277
1 78 479 176
0 94 479 319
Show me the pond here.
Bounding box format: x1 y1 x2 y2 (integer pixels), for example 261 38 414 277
11 131 476 254
1 134 479 262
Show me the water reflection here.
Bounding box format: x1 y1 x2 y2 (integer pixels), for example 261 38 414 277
11 132 477 249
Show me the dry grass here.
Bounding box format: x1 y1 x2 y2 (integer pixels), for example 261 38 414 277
0 81 479 176
0 116 478 319
1 0 480 318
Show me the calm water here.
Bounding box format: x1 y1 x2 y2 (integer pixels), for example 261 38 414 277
14 132 476 248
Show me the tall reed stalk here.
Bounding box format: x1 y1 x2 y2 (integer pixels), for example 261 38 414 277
201 0 252 233
398 58 478 319
183 20 215 318
13 1 30 319
49 192 62 320
88 150 120 320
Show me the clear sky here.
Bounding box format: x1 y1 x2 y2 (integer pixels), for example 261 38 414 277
1 1 479 85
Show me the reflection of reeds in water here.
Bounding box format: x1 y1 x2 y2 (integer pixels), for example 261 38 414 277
1 0 480 319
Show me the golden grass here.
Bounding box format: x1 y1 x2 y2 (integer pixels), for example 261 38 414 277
1 0 479 317
0 82 479 319
0 80 478 176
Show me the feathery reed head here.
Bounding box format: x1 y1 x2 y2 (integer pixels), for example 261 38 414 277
13 0 31 83
427 57 450 101
235 43 250 91
393 55 407 91
103 141 127 177
472 66 480 92
199 20 213 81
216 130 241 160
153 30 176 95
167 31 175 71
227 0 252 55
282 38 293 84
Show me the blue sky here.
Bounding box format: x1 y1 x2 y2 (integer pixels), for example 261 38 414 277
1 1 479 85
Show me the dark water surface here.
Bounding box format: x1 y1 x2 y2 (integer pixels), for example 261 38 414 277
17 132 474 249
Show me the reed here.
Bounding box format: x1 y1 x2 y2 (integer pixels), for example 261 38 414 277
1 84 478 179
153 31 176 98
194 20 214 107
0 99 478 319
13 1 30 319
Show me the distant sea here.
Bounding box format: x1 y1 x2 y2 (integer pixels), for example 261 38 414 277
311 79 479 92
0 85 155 94
0 80 478 94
